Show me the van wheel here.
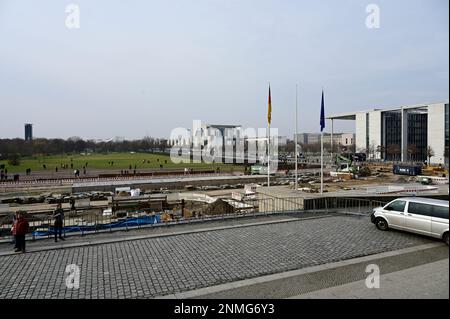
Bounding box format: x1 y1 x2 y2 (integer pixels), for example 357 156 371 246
443 233 449 246
375 218 389 231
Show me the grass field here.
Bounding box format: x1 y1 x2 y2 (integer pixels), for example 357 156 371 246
0 152 243 174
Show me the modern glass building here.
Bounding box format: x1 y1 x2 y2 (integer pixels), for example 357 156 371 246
24 123 33 141
381 111 402 161
327 101 449 165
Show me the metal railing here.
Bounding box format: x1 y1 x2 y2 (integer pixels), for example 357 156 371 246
0 196 389 243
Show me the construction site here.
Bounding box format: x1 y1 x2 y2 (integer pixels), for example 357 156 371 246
0 155 448 242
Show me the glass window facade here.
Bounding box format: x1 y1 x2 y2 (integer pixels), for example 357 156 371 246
382 112 402 160
407 112 427 162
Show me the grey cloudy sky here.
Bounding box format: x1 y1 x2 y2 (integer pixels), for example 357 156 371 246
0 0 448 140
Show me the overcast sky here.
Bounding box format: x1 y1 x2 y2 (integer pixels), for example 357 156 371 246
0 0 448 140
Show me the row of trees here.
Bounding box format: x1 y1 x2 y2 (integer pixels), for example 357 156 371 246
364 143 438 163
0 137 169 162
282 139 443 164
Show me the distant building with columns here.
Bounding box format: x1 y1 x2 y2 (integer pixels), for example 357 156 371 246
328 101 449 165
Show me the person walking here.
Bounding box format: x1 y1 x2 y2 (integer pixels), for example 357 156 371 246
14 212 29 253
53 203 65 242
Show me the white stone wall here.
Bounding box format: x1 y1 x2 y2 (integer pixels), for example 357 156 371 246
355 112 367 152
368 110 382 159
427 103 445 164
340 133 355 146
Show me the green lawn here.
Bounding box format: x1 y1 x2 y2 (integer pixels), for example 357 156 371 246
0 152 243 174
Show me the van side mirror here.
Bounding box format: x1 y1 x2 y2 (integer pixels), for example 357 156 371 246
385 206 393 211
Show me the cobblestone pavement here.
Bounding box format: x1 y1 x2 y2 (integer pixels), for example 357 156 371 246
0 215 434 299
0 214 302 254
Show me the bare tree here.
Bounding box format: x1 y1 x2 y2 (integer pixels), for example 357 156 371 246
387 144 401 161
376 145 385 160
367 142 377 161
426 146 435 165
407 144 418 162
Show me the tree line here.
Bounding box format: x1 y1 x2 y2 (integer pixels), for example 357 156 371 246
0 137 169 162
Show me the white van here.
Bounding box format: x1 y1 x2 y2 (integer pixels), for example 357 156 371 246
371 197 449 245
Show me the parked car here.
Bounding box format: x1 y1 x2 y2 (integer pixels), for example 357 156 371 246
371 197 449 245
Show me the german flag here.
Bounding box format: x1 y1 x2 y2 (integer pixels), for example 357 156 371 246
268 85 272 125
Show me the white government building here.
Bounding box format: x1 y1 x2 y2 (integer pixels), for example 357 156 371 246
328 101 449 165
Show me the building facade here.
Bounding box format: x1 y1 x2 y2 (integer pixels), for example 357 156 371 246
329 101 449 165
24 124 33 141
294 133 355 147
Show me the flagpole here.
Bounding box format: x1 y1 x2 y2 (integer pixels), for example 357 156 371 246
321 130 323 194
268 122 270 187
295 84 298 191
267 83 271 188
320 89 324 195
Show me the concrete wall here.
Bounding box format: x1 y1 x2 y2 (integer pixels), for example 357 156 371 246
355 112 367 152
427 103 445 164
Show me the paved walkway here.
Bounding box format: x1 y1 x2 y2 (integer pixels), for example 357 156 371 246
291 258 449 299
186 243 448 299
0 213 316 255
0 214 437 299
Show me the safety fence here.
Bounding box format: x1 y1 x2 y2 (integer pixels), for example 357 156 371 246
0 172 246 192
0 196 389 242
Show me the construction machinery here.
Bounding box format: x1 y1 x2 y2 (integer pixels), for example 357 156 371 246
422 165 448 177
332 154 371 178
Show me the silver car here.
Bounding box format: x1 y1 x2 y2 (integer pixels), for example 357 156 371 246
371 197 449 245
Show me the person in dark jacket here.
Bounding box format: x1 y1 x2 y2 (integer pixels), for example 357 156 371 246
53 203 65 242
14 212 29 253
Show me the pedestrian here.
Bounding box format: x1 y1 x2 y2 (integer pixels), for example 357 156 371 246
14 212 29 253
11 212 18 249
53 203 65 242
70 198 75 211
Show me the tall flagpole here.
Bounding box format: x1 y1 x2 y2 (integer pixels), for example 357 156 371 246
268 122 270 187
321 130 323 194
295 84 298 191
320 89 325 195
267 84 271 188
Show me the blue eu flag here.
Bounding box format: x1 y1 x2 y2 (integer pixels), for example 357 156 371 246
320 90 325 132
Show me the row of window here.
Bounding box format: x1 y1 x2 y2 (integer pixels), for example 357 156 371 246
386 201 448 219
